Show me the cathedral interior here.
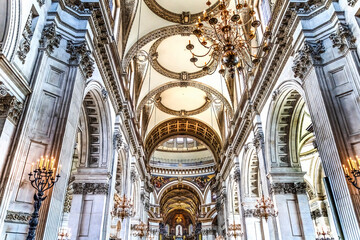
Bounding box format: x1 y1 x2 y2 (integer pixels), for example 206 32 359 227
1 0 360 239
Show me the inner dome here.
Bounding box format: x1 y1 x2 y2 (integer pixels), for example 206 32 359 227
159 87 208 112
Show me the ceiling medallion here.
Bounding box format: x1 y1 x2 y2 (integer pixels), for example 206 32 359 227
149 37 217 80
144 0 230 24
154 91 212 116
185 0 272 76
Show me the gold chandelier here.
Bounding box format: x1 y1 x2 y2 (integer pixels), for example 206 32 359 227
215 236 225 240
133 221 148 238
186 0 271 76
254 195 278 221
112 194 135 221
227 220 243 239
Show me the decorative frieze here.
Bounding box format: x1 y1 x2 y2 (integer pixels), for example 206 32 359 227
5 211 31 224
39 23 62 55
244 208 256 218
271 182 307 194
329 23 356 51
292 40 324 79
72 182 109 195
66 41 95 78
17 11 35 63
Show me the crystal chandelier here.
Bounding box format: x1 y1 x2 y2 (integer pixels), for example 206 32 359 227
133 221 148 238
226 220 243 239
342 156 360 189
186 0 271 76
254 195 278 221
112 193 135 221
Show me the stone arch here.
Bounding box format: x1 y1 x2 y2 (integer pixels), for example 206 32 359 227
145 118 222 163
266 80 307 169
241 146 260 198
79 81 112 168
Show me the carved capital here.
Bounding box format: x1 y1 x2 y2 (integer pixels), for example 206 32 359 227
271 182 307 194
113 131 123 150
66 41 95 78
253 131 264 149
64 0 96 14
292 40 324 79
39 23 62 55
0 96 23 124
73 182 109 195
329 23 356 51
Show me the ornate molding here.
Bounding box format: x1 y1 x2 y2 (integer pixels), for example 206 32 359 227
154 91 212 117
64 0 96 14
137 81 233 119
292 40 324 79
66 41 95 78
39 23 62 55
5 211 31 224
72 182 109 195
0 95 23 124
17 11 34 63
271 182 307 194
124 25 215 69
143 0 229 24
329 23 356 51
149 37 217 80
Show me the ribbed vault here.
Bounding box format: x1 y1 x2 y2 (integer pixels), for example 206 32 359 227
145 118 222 163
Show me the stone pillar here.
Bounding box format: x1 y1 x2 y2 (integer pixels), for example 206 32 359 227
268 176 315 240
69 180 110 240
291 17 360 238
252 112 278 240
0 84 23 176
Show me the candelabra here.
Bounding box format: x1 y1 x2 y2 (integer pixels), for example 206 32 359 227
316 227 334 240
133 221 148 239
112 193 135 220
227 221 243 239
27 156 61 240
342 156 360 190
58 227 71 240
186 0 271 76
254 195 278 221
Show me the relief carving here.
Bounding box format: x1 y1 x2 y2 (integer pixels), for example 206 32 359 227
72 182 109 195
17 11 35 63
0 95 23 124
5 211 31 224
66 41 95 79
271 182 307 194
329 23 356 51
39 23 62 55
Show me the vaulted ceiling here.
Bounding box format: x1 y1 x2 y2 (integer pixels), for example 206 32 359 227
123 0 240 163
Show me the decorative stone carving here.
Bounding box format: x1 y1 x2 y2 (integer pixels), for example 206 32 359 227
113 131 123 150
66 41 95 78
130 169 138 182
0 82 8 97
310 208 328 219
292 40 324 79
234 167 241 183
17 11 34 63
306 184 316 200
271 182 307 194
72 183 109 195
39 23 62 55
0 96 23 124
348 0 358 6
244 208 256 217
253 131 264 149
63 188 73 213
5 211 31 223
64 0 96 14
101 88 108 101
272 88 280 101
37 0 45 6
329 23 356 50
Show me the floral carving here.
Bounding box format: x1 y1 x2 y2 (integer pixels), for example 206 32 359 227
73 183 109 195
5 211 31 223
271 182 307 194
39 23 62 55
0 96 23 124
17 11 35 63
66 41 95 79
329 23 356 50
